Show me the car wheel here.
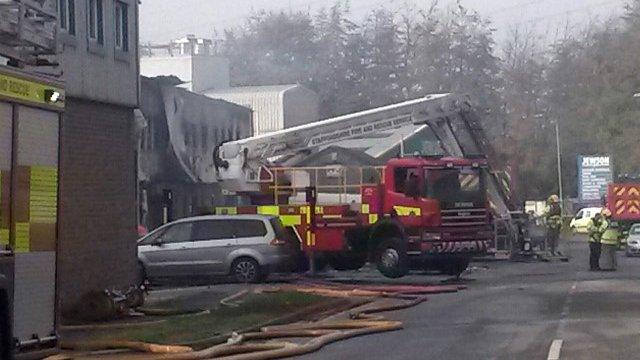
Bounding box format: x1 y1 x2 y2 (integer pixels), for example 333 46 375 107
376 238 409 279
232 257 262 283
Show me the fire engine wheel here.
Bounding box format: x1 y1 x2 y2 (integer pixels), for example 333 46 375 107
232 257 263 283
376 238 409 278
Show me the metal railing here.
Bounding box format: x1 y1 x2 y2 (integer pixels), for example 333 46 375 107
268 166 386 205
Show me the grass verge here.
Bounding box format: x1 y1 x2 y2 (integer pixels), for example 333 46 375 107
64 291 329 347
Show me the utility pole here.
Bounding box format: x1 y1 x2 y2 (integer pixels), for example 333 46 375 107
555 121 564 216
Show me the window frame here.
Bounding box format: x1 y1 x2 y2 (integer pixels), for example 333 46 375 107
114 0 129 52
59 0 76 35
87 0 104 45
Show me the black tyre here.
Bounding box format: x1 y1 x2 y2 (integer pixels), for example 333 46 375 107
329 253 367 271
231 257 263 283
376 238 409 278
439 257 470 276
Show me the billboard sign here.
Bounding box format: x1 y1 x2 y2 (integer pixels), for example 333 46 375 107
578 155 613 202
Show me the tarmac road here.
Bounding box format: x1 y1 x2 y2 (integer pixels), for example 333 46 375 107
300 235 640 360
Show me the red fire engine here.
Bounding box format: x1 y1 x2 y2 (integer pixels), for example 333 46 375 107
214 94 512 277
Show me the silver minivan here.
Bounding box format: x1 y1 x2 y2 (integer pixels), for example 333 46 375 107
137 215 299 283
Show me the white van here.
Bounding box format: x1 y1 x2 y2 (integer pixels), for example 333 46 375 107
569 207 603 234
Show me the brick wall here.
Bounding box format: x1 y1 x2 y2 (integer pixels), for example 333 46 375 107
58 98 137 314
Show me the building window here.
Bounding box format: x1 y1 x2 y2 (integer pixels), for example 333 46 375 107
88 0 104 45
59 0 76 35
115 1 129 52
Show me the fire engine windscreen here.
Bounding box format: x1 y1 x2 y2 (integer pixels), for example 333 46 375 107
424 168 484 207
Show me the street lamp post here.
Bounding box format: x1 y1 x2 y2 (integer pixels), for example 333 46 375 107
554 121 563 216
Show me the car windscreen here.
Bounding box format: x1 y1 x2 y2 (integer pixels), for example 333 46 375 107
631 226 640 235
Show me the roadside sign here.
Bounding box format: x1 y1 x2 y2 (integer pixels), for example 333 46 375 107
578 155 612 202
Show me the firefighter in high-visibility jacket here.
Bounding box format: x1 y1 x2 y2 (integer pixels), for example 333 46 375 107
599 208 620 271
587 212 603 271
544 195 563 256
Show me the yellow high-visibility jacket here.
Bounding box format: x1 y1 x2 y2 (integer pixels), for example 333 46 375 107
600 219 620 246
587 219 602 243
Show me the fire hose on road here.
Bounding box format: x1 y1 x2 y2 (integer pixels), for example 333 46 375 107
50 282 461 360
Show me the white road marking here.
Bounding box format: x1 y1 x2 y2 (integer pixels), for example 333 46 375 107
547 339 563 360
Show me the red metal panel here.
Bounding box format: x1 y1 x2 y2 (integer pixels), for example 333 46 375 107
237 206 258 214
309 227 345 252
608 183 640 221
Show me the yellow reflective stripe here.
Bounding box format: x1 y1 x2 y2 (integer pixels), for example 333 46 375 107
361 204 370 214
215 207 238 215
257 206 279 216
393 206 421 216
14 222 29 253
0 72 65 108
369 214 379 224
280 215 301 226
29 166 58 224
0 229 8 245
315 206 324 214
301 206 311 223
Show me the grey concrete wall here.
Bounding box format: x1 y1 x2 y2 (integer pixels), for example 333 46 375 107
283 86 320 129
58 0 139 107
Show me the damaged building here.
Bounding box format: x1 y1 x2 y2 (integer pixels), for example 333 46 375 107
138 76 252 230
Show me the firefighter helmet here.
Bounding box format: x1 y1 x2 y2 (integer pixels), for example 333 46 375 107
547 194 560 204
601 208 612 217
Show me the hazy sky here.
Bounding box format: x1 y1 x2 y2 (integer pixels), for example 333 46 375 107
140 0 628 46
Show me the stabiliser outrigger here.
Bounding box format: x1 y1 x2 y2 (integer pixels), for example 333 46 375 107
213 94 516 278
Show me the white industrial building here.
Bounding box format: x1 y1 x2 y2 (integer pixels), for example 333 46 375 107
203 84 320 136
140 36 320 136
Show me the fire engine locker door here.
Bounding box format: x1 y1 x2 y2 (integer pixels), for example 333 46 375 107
11 105 58 346
0 101 14 359
0 102 11 247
